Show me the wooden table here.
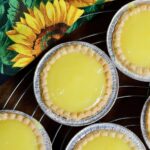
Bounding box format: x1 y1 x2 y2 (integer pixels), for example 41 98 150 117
0 0 149 149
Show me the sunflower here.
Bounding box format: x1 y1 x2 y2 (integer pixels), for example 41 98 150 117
66 0 96 7
67 0 112 8
6 0 84 68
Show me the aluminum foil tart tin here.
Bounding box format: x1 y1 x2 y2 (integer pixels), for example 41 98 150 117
66 123 146 150
34 41 119 126
107 0 150 82
141 96 150 149
0 110 52 150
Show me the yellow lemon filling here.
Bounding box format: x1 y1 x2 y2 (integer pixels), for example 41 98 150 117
0 120 38 150
81 135 132 150
46 52 106 112
120 9 150 67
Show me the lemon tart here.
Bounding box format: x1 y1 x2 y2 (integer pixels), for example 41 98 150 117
0 111 46 150
112 3 150 77
74 130 136 150
141 97 150 148
40 43 113 121
145 101 150 139
66 123 146 150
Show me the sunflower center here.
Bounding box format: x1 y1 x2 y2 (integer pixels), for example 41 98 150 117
33 23 69 54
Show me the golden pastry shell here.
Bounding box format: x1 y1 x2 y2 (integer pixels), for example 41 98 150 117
40 44 113 120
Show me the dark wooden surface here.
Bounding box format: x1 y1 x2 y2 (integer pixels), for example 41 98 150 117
0 0 149 149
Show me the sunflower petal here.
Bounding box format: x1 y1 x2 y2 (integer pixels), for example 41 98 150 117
6 33 33 47
82 0 96 4
40 2 51 26
46 1 55 24
11 54 25 62
12 56 34 67
67 0 94 7
34 7 45 29
66 5 75 26
66 5 84 26
33 44 42 56
20 17 26 24
59 0 67 22
6 30 17 35
28 8 34 17
24 13 41 34
73 8 84 24
54 0 61 23
8 44 33 56
14 23 36 41
66 2 70 11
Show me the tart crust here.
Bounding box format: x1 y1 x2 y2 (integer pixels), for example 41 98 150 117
112 4 150 76
40 44 112 120
74 130 137 150
0 112 45 150
146 102 150 139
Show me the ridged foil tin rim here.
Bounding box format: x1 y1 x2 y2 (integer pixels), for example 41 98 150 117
66 123 146 150
34 41 119 126
0 110 52 150
107 0 150 82
141 96 150 149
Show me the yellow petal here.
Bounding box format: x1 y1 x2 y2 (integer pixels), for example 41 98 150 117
33 43 42 56
6 33 33 47
66 6 75 25
28 8 34 17
46 1 55 24
34 7 45 29
59 0 67 22
66 2 70 11
11 54 25 62
68 1 92 7
20 17 26 24
24 13 41 34
8 44 33 56
67 6 84 26
14 23 36 41
33 47 42 56
40 2 51 26
12 56 34 68
54 0 61 23
73 8 84 24
6 30 17 35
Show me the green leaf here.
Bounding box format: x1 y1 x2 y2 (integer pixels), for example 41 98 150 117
7 8 16 24
9 0 19 9
0 4 5 19
22 0 35 8
7 0 28 25
0 59 18 76
0 0 9 5
0 30 18 75
1 50 16 66
0 61 4 74
0 31 6 46
22 0 48 8
0 30 15 66
0 0 4 4
84 2 103 14
0 1 10 30
96 0 105 5
31 0 48 7
67 20 83 34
